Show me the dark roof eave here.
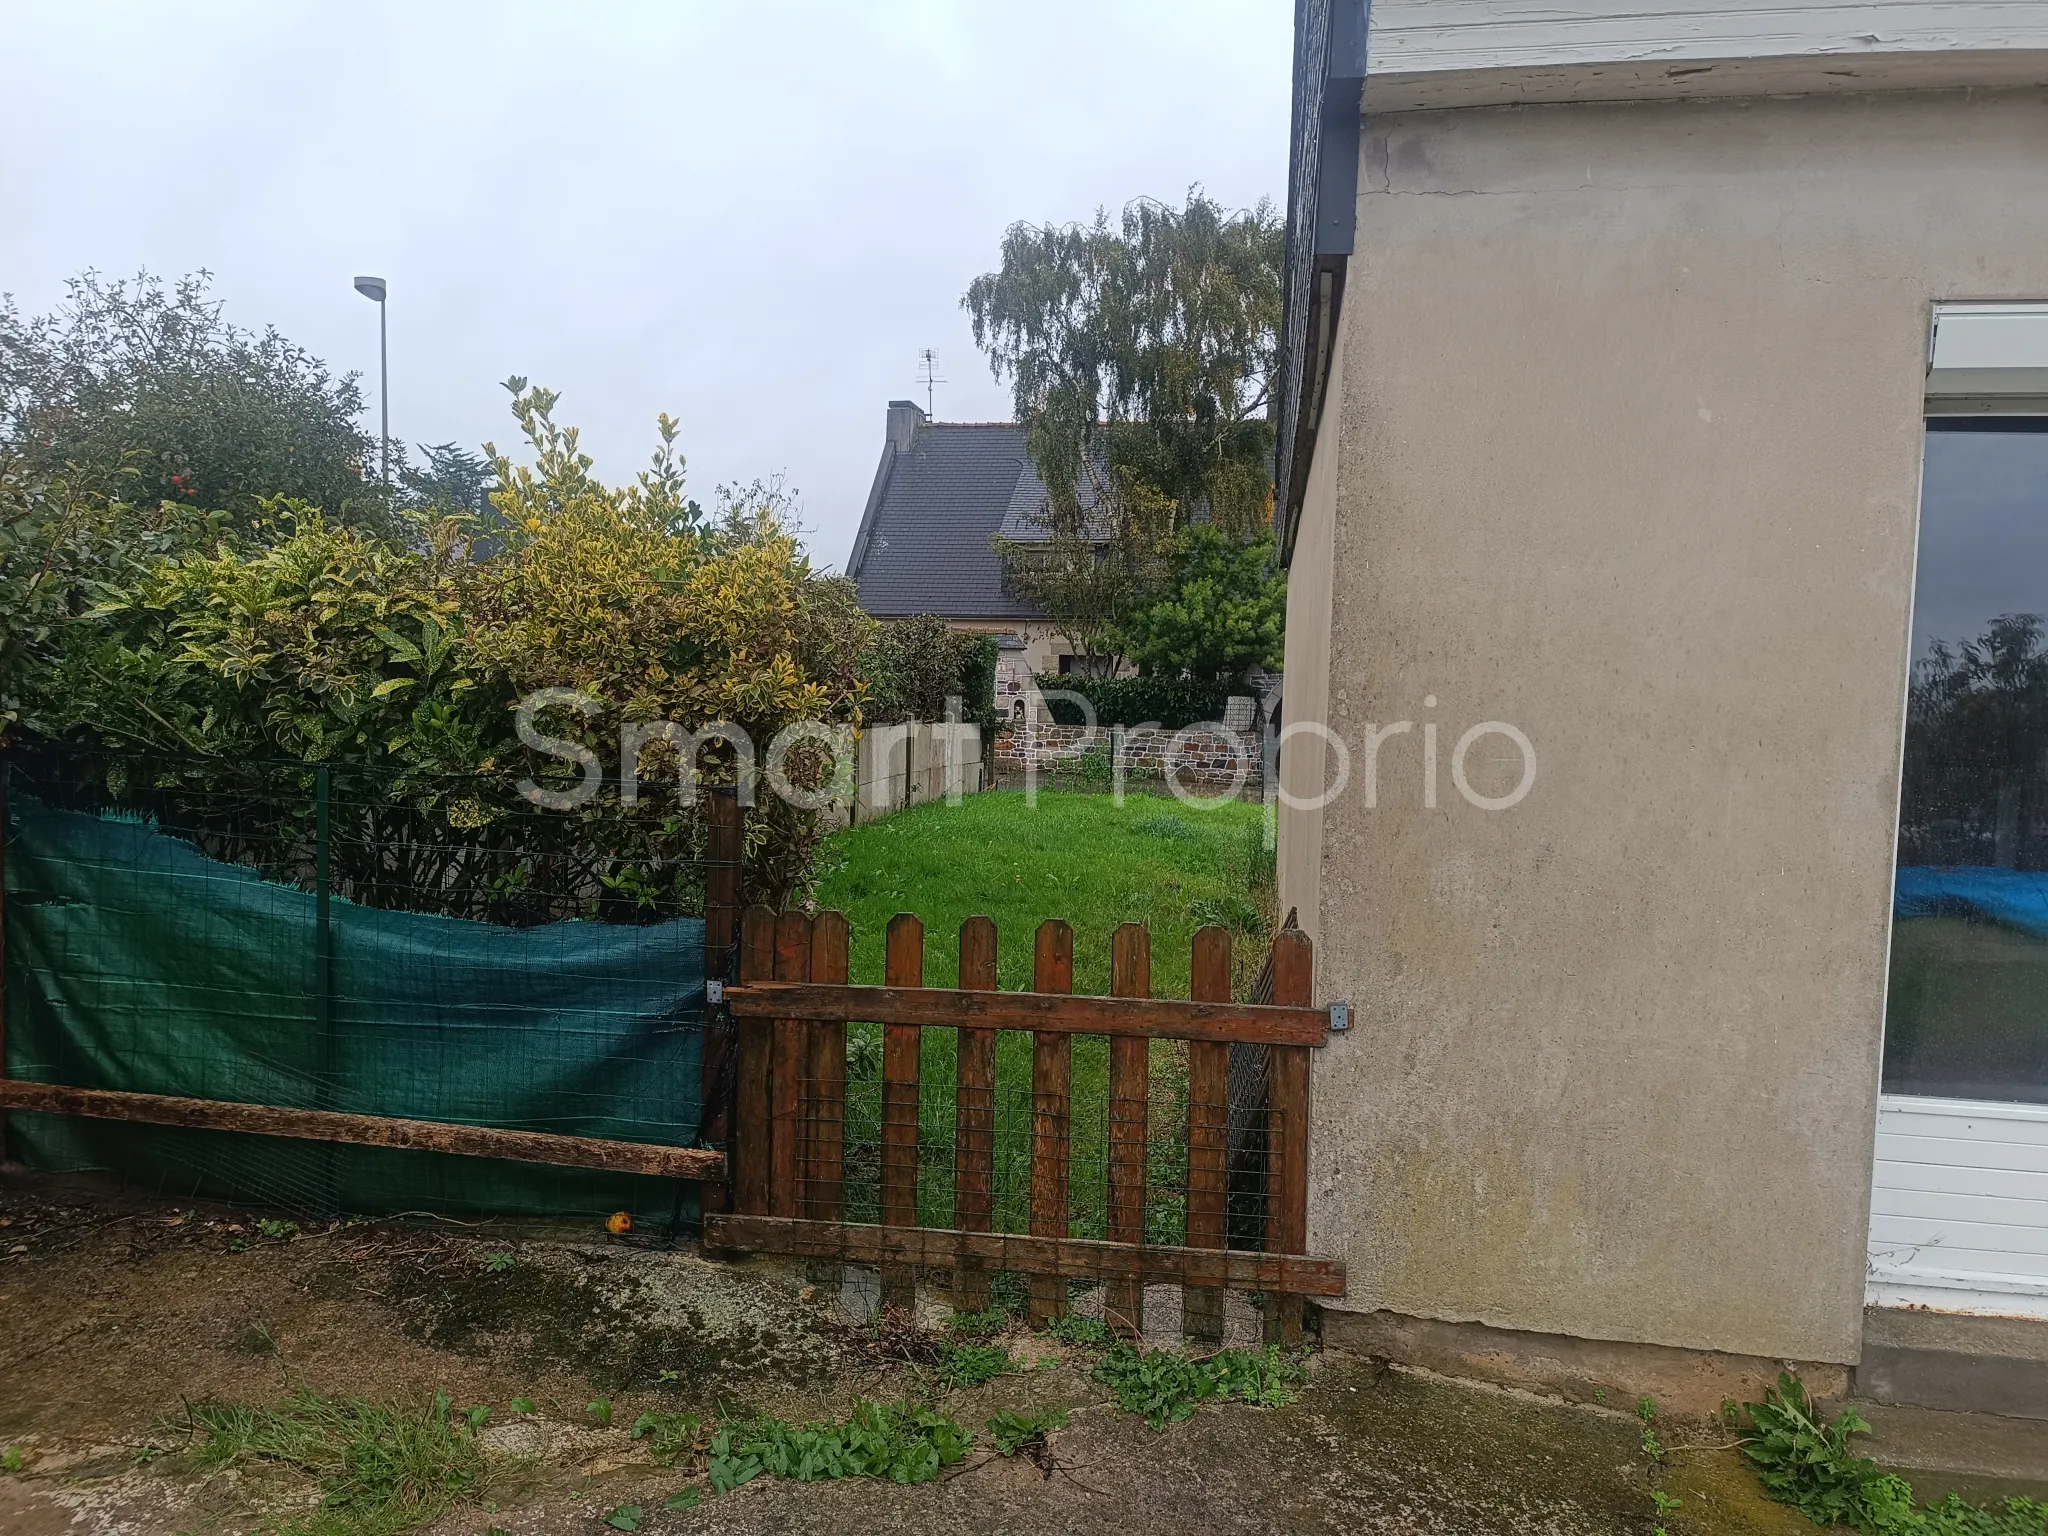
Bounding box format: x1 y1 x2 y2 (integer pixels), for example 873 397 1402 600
1275 0 1368 567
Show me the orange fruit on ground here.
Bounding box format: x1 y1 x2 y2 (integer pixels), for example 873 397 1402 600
606 1211 632 1234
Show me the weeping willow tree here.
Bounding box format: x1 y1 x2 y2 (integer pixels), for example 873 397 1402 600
965 192 1283 671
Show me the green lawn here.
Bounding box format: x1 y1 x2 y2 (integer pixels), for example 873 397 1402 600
809 789 1274 1242
813 788 1272 994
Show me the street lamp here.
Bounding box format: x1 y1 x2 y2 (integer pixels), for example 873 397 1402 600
352 275 389 488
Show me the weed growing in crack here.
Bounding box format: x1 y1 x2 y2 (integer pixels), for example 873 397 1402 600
988 1406 1068 1457
628 1410 704 1467
944 1307 1011 1341
1039 1314 1114 1349
1735 1372 2048 1536
1091 1344 1306 1430
706 1400 971 1490
936 1343 1013 1390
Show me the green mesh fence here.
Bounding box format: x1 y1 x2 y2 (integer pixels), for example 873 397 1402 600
2 755 712 1224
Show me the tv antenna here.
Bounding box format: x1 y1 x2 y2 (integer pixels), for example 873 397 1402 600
916 348 945 418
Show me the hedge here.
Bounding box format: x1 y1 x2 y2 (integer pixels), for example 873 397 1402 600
1031 673 1233 729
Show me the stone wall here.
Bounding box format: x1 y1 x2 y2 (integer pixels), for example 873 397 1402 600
993 722 1263 791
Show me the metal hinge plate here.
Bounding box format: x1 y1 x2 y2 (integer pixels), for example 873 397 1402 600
1329 1001 1350 1033
705 979 725 1004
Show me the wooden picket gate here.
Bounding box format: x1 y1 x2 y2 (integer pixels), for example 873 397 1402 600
703 907 1346 1342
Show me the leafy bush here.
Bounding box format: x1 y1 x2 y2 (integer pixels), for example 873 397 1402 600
1739 1373 2048 1536
1031 672 1231 729
862 616 996 729
4 381 870 911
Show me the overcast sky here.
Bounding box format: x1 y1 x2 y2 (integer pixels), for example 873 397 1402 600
1 1 1292 567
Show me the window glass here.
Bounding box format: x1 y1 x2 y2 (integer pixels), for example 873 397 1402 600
1887 420 2048 1103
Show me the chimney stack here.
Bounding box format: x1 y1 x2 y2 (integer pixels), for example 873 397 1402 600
886 398 927 454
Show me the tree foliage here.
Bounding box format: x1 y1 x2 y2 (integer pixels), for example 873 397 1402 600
861 615 999 729
1900 612 2048 868
0 270 390 528
992 466 1173 668
964 190 1282 536
1116 526 1285 685
965 191 1284 669
402 442 494 517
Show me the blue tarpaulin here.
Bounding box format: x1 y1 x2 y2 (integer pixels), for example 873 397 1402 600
1895 864 2048 939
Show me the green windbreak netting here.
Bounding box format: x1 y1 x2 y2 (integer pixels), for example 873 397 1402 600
3 795 707 1221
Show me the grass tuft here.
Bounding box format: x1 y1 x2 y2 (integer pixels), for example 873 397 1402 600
185 1387 488 1536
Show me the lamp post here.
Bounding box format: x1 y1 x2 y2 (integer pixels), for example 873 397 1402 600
352 275 389 488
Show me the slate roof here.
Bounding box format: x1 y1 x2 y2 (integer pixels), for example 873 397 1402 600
847 403 1106 620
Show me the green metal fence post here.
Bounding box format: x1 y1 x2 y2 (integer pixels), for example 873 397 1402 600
315 765 336 1214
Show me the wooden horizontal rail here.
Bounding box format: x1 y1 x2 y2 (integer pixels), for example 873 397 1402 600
724 982 1330 1046
0 1080 725 1182
702 1214 1348 1296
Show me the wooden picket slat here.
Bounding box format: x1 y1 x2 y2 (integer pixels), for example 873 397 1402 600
807 911 850 1223
1184 924 1232 1343
1264 928 1315 1347
732 906 777 1217
953 915 998 1311
1029 919 1074 1326
768 911 811 1220
1105 923 1150 1337
880 913 924 1311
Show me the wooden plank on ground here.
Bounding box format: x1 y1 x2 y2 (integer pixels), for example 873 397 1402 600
1029 919 1074 1326
700 1214 1346 1296
1106 922 1150 1337
953 914 998 1311
880 912 924 1312
0 1080 726 1181
1265 927 1315 1346
1184 924 1232 1343
726 984 1328 1045
768 910 812 1220
733 905 777 1216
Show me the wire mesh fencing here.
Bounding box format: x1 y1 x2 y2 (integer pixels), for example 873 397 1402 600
715 910 1334 1346
1 746 734 1225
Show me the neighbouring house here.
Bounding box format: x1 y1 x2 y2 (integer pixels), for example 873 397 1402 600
1274 0 2048 1418
847 400 1112 721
